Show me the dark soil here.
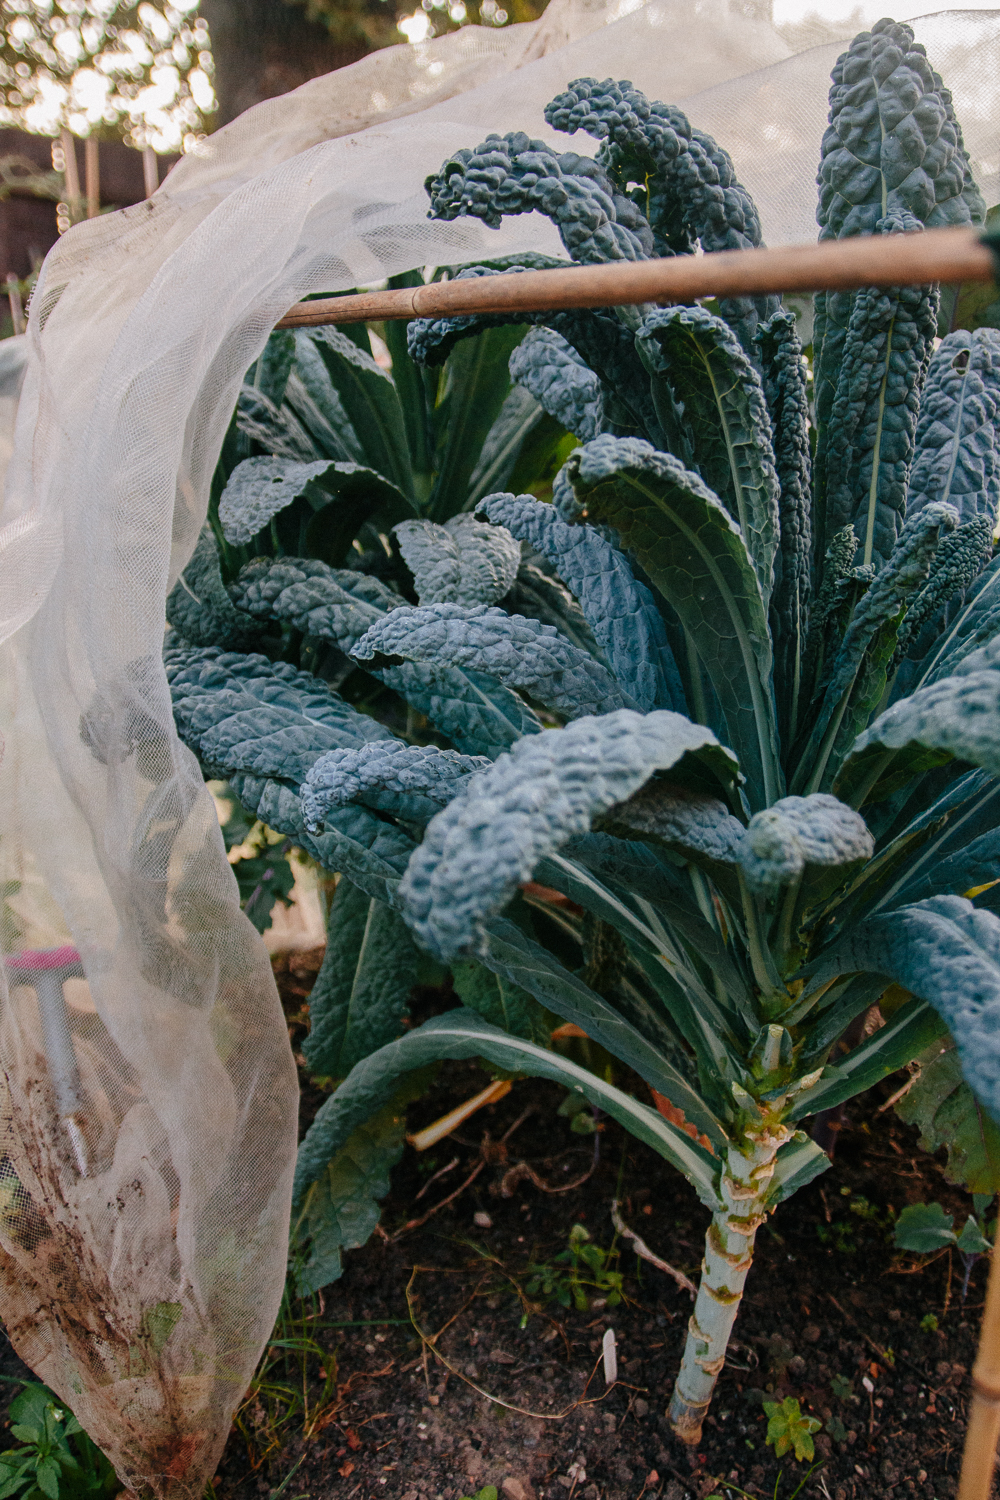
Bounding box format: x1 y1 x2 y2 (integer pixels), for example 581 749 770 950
208 951 996 1500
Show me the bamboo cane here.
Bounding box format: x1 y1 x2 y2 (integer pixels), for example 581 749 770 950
958 1217 1000 1500
59 127 81 226
142 146 159 200
6 275 25 337
85 136 99 220
275 223 996 329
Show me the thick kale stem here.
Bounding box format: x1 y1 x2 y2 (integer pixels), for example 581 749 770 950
668 1107 792 1442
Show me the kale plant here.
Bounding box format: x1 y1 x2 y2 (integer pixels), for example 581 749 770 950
166 18 1000 1444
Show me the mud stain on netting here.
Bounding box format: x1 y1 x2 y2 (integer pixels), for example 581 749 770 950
0 1079 216 1500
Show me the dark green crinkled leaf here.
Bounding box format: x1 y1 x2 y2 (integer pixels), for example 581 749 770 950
226 558 541 757
166 645 393 787
737 794 873 896
398 708 737 960
382 657 544 760
500 562 599 659
352 602 635 720
910 553 1000 689
756 309 812 747
451 956 552 1045
819 217 939 572
426 131 652 264
407 272 661 448
166 528 260 651
543 76 776 351
225 769 414 905
807 895 1000 1121
638 305 780 601
393 515 521 607
302 740 488 830
558 434 780 810
813 17 982 569
793 502 958 792
897 1035 1000 1194
478 491 684 713
508 327 601 441
836 632 1000 804
908 329 1000 524
218 456 413 551
229 556 404 654
235 384 317 462
303 878 418 1078
298 326 413 495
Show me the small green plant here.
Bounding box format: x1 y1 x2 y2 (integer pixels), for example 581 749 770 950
824 1414 848 1443
763 1396 822 1462
920 1312 940 1332
459 1489 498 1500
894 1198 993 1255
829 1374 853 1401
0 1383 117 1500
558 1089 599 1135
896 1195 995 1301
524 1223 623 1312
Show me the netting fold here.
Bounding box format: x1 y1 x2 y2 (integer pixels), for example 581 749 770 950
0 0 997 1491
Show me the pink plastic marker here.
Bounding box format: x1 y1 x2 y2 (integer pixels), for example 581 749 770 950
5 947 88 1175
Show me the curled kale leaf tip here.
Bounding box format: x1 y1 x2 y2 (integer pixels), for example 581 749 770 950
738 794 874 895
423 79 774 350
425 130 652 263
508 328 601 441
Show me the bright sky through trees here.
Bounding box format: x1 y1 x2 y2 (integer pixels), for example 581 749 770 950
0 2 214 152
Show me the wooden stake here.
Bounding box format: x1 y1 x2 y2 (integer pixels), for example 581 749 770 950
275 223 995 329
6 275 24 337
60 128 81 225
142 146 158 199
85 136 99 220
958 1220 1000 1500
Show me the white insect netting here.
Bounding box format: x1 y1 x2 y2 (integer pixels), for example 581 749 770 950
0 0 997 1492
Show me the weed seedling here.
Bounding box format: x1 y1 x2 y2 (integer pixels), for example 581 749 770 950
763 1397 822 1462
0 1383 118 1500
524 1223 623 1312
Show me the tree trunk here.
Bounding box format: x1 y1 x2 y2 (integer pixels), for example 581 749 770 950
200 0 373 126
668 1103 792 1443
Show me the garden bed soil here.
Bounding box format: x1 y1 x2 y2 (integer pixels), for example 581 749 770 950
1 948 993 1500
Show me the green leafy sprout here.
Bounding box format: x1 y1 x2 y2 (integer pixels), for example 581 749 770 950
763 1397 822 1462
524 1222 624 1312
0 1384 117 1500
